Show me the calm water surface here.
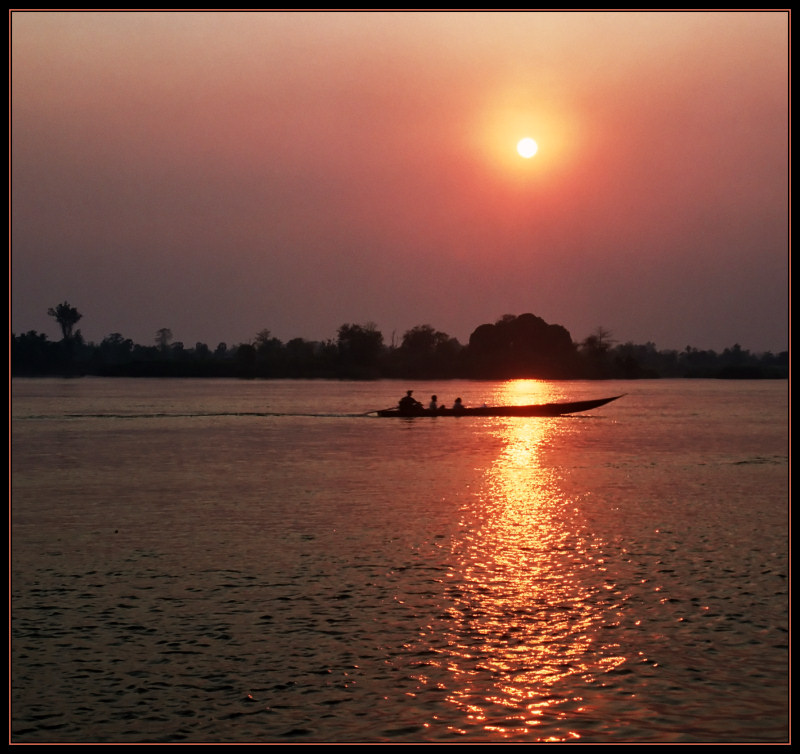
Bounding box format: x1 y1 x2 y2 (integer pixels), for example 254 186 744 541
11 378 789 743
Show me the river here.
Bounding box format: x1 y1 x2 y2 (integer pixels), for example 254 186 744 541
10 377 789 743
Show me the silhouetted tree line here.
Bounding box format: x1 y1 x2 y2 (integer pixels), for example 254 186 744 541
11 304 788 380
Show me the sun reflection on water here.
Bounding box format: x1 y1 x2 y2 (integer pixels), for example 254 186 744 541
417 391 628 741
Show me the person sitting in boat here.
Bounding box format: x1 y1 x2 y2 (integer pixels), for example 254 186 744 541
452 397 465 413
429 395 439 411
398 390 423 414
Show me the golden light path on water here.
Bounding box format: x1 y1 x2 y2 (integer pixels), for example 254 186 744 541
416 381 628 741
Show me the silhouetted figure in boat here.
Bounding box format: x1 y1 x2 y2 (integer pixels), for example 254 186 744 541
398 390 423 415
429 395 439 411
452 397 465 414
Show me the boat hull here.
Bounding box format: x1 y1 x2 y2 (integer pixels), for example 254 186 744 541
375 395 623 418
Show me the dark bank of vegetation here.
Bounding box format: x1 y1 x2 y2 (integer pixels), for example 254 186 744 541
11 302 788 381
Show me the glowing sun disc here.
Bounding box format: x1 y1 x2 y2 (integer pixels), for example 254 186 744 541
517 137 538 158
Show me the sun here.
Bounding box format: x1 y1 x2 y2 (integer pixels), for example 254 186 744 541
517 137 538 158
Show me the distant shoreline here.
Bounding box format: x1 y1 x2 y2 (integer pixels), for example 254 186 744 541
13 312 788 381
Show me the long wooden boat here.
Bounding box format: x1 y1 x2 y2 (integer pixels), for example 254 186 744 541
375 395 624 418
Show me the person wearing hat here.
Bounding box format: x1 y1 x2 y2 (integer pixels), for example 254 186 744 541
398 390 423 415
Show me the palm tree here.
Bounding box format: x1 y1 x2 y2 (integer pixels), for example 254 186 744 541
47 301 82 341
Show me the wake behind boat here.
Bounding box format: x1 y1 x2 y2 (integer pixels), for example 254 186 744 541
374 394 624 418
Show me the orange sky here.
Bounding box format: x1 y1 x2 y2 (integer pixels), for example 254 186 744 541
11 11 789 352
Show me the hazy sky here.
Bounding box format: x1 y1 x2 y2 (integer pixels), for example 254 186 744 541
11 10 789 353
